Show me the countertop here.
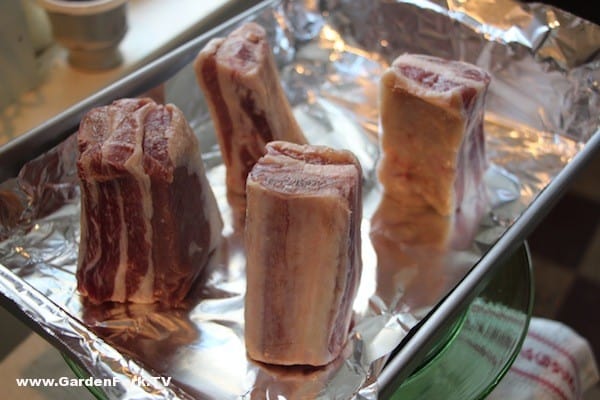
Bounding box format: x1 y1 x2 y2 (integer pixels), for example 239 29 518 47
0 0 246 148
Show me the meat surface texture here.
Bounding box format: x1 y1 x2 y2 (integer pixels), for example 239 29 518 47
371 53 491 250
194 22 307 221
244 141 362 366
77 98 223 305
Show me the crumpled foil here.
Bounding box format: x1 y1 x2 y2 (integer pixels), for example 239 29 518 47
0 0 598 399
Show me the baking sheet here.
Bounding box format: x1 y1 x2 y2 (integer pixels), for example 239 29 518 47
0 0 599 399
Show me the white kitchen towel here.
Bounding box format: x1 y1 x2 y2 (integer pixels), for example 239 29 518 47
488 317 599 400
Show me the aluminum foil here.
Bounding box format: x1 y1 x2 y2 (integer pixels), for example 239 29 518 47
0 0 598 399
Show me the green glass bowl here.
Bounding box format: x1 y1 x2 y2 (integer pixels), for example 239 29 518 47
390 243 534 399
62 356 108 400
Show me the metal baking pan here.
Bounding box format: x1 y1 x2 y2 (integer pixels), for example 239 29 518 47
1 0 599 398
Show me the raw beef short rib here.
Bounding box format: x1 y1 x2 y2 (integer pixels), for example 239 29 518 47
244 141 362 366
194 22 307 219
372 54 491 249
77 98 223 305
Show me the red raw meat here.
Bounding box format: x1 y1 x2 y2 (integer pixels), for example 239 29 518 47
194 22 307 222
76 98 222 304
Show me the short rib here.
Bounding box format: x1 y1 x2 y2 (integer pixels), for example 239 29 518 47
372 54 491 249
244 141 362 366
76 98 223 304
194 22 307 219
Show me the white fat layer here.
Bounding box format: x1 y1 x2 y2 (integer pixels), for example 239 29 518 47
112 182 128 302
79 184 102 276
125 104 155 302
77 197 87 269
100 102 155 303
